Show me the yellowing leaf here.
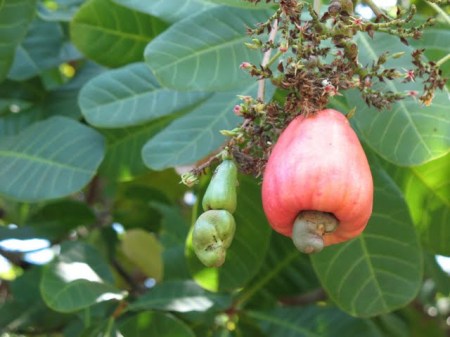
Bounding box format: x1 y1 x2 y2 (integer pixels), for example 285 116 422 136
121 229 163 281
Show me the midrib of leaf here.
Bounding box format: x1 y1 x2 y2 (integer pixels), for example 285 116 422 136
356 34 432 158
246 310 320 337
0 150 91 173
153 32 249 72
350 233 389 313
73 22 151 42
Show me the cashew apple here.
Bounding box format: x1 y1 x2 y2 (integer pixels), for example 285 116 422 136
262 109 373 253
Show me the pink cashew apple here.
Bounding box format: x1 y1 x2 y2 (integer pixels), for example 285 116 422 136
262 109 373 253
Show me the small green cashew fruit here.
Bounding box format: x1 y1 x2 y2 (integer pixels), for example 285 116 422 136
202 159 238 213
192 210 236 268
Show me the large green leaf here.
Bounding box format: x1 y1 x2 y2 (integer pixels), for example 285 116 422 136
112 0 214 23
384 154 450 256
346 32 450 166
142 81 273 170
144 6 270 91
8 19 79 81
40 242 124 312
0 116 105 202
121 228 163 280
311 159 423 317
249 306 384 337
129 280 231 312
70 0 168 68
79 62 209 128
188 175 272 292
0 0 37 82
118 312 195 337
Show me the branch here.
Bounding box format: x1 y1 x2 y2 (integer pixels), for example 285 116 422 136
258 19 279 101
111 258 146 295
279 288 327 306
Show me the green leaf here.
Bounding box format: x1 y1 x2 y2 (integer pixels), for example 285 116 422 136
383 154 450 255
142 81 273 170
347 32 450 166
40 241 124 312
112 0 214 23
0 116 105 202
70 0 168 68
8 19 78 81
0 0 37 82
144 6 271 91
188 175 272 292
79 62 209 128
121 229 163 280
311 160 423 317
249 306 384 337
118 312 195 337
129 280 231 312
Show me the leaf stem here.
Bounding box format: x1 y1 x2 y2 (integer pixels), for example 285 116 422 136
234 249 299 308
266 50 283 68
258 19 279 101
436 53 450 67
426 1 450 24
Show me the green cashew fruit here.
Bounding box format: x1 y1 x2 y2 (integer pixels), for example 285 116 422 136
192 210 236 268
202 160 238 213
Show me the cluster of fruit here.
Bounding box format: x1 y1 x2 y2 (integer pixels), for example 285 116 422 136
192 158 239 267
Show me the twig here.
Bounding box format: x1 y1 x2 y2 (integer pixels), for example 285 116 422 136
279 288 327 306
111 258 146 295
258 19 279 101
426 1 450 24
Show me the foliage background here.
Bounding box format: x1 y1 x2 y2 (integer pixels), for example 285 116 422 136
0 0 449 336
